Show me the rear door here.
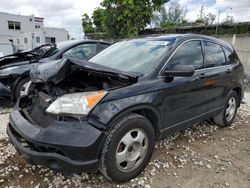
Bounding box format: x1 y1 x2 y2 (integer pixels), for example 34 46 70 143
201 40 231 111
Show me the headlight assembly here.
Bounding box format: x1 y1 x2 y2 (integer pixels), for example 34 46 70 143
46 90 108 115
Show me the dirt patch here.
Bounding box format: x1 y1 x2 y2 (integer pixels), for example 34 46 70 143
0 98 249 188
0 113 9 139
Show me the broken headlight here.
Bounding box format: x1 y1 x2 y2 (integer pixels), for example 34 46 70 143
46 91 108 115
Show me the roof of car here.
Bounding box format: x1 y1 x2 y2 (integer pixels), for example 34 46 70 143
54 39 111 52
56 39 110 47
130 34 233 50
134 33 218 42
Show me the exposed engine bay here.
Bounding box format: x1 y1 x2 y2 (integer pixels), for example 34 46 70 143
32 70 128 98
19 59 139 128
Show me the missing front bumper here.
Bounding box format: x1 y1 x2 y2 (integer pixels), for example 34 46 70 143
7 125 98 173
7 100 105 173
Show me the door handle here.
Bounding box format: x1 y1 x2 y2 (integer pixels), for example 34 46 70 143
199 73 206 79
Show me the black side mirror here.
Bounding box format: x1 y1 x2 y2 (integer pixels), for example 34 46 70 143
162 65 195 77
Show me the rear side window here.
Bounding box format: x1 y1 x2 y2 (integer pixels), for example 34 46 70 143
223 47 238 64
167 40 204 70
204 41 226 68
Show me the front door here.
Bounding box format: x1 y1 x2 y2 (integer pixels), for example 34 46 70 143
160 40 208 130
201 41 231 112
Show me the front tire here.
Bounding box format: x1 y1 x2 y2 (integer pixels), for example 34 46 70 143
99 113 155 183
14 77 30 101
213 91 239 127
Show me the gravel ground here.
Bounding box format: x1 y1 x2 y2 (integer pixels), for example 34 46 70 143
0 94 249 188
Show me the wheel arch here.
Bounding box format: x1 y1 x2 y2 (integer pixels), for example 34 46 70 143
106 104 161 139
97 104 161 158
11 74 29 101
95 104 161 166
232 86 242 106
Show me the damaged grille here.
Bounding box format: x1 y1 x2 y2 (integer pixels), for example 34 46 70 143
32 92 56 127
19 92 58 128
20 91 81 128
29 91 55 127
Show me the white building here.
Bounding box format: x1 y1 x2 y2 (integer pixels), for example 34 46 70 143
0 12 69 51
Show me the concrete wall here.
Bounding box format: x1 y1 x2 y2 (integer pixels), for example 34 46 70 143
219 34 250 73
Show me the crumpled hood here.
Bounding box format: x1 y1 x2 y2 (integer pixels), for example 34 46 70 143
0 43 55 69
0 52 40 69
30 59 139 84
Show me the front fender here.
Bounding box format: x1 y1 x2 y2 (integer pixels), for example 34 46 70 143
91 91 162 128
91 91 163 158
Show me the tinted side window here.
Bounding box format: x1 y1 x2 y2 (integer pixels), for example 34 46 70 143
63 43 97 60
204 41 226 68
98 43 110 52
167 41 204 70
223 47 238 64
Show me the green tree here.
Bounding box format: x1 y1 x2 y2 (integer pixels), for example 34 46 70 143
195 5 216 25
92 8 107 32
195 4 206 24
82 13 95 34
195 18 205 24
206 13 216 25
101 0 169 38
223 14 234 24
163 2 186 23
152 2 187 28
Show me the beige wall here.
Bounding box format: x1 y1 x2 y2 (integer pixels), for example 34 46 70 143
219 34 250 73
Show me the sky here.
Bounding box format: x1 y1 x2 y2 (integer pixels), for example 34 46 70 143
0 0 249 39
177 0 250 23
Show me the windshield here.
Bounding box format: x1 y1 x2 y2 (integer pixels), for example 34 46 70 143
90 40 174 74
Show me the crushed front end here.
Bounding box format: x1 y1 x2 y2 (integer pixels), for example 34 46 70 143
7 95 103 173
7 59 137 173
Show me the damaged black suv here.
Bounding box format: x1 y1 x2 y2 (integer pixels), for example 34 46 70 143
7 34 245 183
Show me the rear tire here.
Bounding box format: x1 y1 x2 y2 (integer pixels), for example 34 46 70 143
14 77 30 101
99 113 155 183
213 91 239 127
